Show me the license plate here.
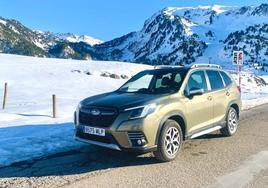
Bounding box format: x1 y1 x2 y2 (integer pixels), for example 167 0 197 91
83 126 105 136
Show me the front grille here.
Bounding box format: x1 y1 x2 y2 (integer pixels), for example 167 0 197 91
79 106 118 128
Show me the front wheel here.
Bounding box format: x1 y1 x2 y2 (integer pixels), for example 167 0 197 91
221 107 238 137
153 120 183 162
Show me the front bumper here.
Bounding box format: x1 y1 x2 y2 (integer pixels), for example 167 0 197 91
75 136 121 151
75 136 157 153
74 110 160 153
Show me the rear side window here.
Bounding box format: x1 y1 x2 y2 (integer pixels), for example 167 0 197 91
220 71 232 86
206 70 224 90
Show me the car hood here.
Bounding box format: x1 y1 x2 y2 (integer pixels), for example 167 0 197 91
81 91 167 110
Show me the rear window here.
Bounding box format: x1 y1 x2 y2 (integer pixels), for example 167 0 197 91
206 70 224 90
220 71 232 86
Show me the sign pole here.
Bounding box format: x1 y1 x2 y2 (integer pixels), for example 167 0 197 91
239 65 241 89
233 50 243 92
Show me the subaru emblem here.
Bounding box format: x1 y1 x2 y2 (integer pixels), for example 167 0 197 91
91 108 100 115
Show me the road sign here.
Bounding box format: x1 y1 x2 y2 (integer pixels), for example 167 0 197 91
233 51 243 91
233 51 243 65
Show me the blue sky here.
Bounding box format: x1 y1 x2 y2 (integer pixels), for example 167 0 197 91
0 0 266 41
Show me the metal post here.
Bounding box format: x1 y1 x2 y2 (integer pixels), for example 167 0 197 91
2 82 8 110
52 94 57 118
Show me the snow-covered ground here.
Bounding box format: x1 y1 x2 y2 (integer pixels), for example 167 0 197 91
0 53 267 167
0 54 149 167
228 70 268 110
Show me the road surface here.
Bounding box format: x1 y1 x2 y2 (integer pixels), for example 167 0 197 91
0 104 268 188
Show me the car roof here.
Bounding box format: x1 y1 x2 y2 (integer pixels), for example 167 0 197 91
151 64 222 72
145 67 189 74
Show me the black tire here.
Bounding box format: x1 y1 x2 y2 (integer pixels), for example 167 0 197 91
153 119 183 162
220 107 238 137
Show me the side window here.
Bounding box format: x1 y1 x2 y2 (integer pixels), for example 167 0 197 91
220 71 232 86
185 71 208 93
206 70 224 90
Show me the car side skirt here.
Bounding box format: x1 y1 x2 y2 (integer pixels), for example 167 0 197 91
186 121 226 139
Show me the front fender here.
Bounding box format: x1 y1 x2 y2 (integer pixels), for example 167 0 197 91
154 111 187 145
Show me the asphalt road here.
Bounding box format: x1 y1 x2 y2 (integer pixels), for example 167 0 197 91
0 104 268 188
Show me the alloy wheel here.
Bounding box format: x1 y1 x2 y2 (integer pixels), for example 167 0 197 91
228 109 238 134
164 127 181 156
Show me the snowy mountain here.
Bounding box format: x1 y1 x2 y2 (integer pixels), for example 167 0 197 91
0 16 102 58
1 4 268 68
34 31 103 47
90 4 268 69
93 7 209 65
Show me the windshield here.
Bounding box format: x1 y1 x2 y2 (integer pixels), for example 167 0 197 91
118 69 187 94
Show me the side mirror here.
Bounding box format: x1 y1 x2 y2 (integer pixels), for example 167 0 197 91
189 88 204 96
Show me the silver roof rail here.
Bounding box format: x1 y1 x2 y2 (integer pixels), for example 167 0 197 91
190 64 222 69
154 65 184 69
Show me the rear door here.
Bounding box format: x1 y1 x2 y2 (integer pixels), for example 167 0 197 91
206 70 228 123
183 70 214 133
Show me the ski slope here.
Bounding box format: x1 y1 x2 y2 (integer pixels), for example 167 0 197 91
0 53 267 167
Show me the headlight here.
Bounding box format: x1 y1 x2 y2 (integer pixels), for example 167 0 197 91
125 103 157 119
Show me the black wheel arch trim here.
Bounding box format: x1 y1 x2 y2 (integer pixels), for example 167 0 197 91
155 111 187 145
227 100 240 119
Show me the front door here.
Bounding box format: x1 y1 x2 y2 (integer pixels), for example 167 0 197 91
183 70 214 134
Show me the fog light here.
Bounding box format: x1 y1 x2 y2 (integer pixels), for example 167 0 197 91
128 132 147 147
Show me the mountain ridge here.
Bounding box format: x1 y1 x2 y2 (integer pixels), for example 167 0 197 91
89 3 268 70
0 4 268 71
0 16 102 59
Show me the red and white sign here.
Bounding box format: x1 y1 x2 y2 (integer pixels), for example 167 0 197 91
233 51 243 65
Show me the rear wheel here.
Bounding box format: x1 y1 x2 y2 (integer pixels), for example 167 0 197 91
221 107 238 137
154 119 183 162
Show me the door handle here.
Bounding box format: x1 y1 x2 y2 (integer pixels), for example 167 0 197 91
207 96 212 101
226 91 230 96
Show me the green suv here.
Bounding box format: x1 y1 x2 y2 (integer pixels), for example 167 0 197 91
74 64 241 162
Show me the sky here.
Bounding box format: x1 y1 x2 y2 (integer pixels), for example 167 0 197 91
0 0 267 41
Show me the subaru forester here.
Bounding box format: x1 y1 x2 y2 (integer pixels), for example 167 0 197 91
74 64 242 162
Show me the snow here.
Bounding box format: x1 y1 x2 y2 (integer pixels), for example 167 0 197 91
230 72 268 110
9 25 19 34
211 5 229 14
34 40 46 49
57 34 103 46
0 53 149 167
33 30 103 47
0 19 7 25
180 18 196 36
0 53 267 167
